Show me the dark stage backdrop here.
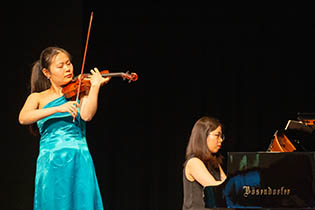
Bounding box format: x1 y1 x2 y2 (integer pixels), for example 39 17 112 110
7 3 314 210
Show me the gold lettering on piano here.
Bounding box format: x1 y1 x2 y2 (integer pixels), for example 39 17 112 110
243 186 290 197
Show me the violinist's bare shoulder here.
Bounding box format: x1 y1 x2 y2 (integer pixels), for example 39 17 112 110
24 90 51 109
21 92 41 113
37 89 59 109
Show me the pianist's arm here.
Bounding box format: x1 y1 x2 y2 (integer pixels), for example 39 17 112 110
185 157 226 187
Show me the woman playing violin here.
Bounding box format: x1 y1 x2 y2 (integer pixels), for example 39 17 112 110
19 46 109 210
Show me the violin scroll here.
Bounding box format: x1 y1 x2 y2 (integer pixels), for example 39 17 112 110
122 71 138 83
99 70 138 83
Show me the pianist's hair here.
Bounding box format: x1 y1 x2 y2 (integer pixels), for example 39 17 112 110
186 116 223 169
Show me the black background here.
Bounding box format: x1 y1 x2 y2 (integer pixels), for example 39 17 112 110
7 2 314 210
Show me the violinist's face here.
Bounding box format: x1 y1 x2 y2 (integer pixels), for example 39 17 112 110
43 52 74 86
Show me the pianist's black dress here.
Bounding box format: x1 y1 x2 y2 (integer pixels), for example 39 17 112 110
182 156 223 210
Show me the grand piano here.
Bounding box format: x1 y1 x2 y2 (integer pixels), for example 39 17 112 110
204 114 315 209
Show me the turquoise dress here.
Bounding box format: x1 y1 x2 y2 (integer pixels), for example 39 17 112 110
34 96 103 210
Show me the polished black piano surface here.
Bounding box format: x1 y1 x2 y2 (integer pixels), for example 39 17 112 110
205 152 315 209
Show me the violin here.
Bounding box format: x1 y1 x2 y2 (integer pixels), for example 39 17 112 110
66 11 138 102
62 70 138 99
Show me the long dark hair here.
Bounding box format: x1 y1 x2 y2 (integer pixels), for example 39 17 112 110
186 116 223 169
29 46 72 135
31 46 71 93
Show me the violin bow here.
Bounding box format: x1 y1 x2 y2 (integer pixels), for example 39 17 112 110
74 11 93 121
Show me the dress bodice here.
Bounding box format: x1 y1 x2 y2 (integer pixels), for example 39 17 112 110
37 96 86 147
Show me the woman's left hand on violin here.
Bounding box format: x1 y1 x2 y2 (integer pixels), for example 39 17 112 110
87 67 111 87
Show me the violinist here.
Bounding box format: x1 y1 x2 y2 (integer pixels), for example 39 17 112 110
19 46 108 210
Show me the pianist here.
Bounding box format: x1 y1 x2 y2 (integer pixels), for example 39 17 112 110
182 116 227 210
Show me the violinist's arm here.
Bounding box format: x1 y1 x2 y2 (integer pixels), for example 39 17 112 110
80 68 110 121
19 93 79 125
18 93 58 125
79 84 100 122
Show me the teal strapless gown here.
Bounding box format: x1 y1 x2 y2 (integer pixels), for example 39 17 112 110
34 96 103 210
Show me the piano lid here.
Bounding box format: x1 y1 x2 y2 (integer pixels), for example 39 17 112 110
268 114 315 152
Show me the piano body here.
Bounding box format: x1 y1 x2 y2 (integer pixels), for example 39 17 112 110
223 152 315 209
203 115 315 209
